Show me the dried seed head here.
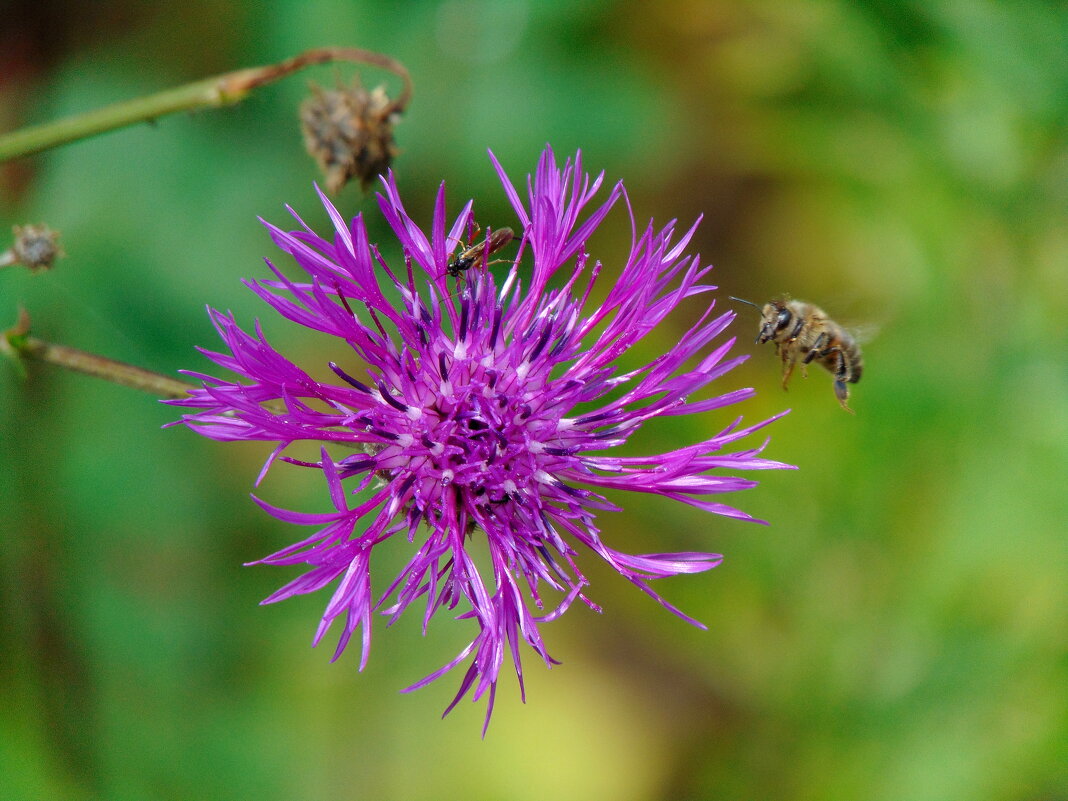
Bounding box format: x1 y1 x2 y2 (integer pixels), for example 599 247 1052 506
299 79 400 193
3 224 64 272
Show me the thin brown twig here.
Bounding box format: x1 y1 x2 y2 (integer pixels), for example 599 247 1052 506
229 46 413 114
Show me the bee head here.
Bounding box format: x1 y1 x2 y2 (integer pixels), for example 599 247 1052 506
730 296 779 344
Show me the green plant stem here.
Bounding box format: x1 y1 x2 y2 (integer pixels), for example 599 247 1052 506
0 47 412 162
0 77 249 161
11 336 196 398
3 313 195 398
2 311 355 439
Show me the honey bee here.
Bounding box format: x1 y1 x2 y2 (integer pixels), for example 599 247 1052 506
730 296 863 413
446 226 514 278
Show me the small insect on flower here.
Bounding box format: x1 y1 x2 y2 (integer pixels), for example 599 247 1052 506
730 296 863 413
170 147 794 734
446 225 515 278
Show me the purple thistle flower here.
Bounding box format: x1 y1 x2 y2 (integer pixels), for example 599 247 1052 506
170 146 793 732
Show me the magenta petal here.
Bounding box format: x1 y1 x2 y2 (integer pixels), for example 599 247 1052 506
169 145 794 730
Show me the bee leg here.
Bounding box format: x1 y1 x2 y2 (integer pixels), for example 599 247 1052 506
798 333 829 379
802 332 827 365
780 352 796 390
788 316 805 341
827 348 854 413
834 379 855 414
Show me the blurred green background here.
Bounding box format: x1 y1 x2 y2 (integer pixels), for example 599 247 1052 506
2 1 1066 799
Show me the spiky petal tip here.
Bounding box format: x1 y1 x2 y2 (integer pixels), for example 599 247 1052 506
168 146 793 733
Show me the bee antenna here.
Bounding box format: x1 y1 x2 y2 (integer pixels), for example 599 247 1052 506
728 296 760 309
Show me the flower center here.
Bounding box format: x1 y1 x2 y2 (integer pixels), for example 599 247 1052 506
365 345 563 517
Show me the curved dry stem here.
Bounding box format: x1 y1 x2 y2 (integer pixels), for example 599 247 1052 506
231 46 413 114
0 46 412 161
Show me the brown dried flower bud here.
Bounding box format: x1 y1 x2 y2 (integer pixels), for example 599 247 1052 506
1 224 65 272
300 79 400 194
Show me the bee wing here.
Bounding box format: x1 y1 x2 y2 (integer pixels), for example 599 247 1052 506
818 291 887 346
847 322 880 346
